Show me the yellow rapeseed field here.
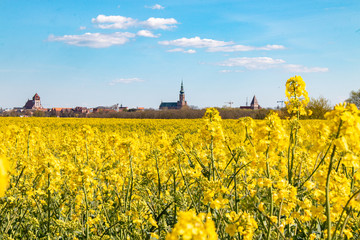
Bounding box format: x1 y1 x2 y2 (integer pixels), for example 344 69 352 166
0 76 360 239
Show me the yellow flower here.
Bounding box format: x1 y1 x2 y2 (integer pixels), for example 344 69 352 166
285 75 310 116
309 233 317 240
166 210 217 240
343 228 353 239
304 181 315 190
0 157 8 197
150 232 159 239
270 216 277 223
258 202 265 212
225 224 237 237
149 215 158 228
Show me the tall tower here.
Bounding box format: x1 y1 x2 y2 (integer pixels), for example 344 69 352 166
33 93 42 108
177 81 187 108
250 95 259 109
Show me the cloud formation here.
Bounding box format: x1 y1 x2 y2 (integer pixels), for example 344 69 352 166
218 57 328 73
167 48 196 54
92 15 138 29
219 69 244 73
219 57 285 70
109 78 143 85
92 15 178 30
159 36 232 48
159 36 285 53
143 17 178 30
48 32 136 48
146 4 164 10
137 30 159 38
208 44 285 52
284 64 328 73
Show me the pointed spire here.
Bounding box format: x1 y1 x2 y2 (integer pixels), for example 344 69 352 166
180 80 184 94
250 95 258 106
33 93 40 101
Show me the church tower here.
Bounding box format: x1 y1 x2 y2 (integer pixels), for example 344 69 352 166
33 93 42 108
177 81 187 109
250 95 260 109
24 93 43 109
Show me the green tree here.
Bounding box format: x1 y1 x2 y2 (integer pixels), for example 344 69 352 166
306 96 332 119
33 110 45 117
346 89 360 108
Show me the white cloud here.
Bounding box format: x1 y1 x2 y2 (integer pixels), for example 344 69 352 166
185 49 196 54
218 57 329 72
167 48 196 54
92 15 138 29
159 37 285 53
219 69 244 73
142 17 178 30
159 36 232 48
137 30 159 38
146 4 165 10
208 44 285 52
218 57 285 70
109 78 144 85
91 14 178 30
79 26 86 30
284 64 329 73
48 32 136 48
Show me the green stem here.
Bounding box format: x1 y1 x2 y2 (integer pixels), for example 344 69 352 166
326 120 342 240
234 166 238 213
299 142 333 188
83 183 89 240
155 153 161 199
277 199 283 240
210 136 215 181
178 157 199 213
173 173 177 225
47 162 51 239
332 188 360 240
266 186 273 240
326 145 336 240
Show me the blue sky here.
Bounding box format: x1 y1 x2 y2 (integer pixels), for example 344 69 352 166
1 0 359 109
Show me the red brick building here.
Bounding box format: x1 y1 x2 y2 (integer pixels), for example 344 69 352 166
24 93 43 110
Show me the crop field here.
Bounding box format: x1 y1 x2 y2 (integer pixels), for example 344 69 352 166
0 77 360 240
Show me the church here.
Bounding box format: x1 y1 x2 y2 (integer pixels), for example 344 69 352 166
240 95 261 110
24 93 43 110
159 82 187 110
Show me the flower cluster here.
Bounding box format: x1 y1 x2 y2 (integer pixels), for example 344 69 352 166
165 210 217 240
285 75 311 116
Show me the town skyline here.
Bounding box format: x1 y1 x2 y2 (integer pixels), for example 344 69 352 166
6 81 264 111
1 0 359 109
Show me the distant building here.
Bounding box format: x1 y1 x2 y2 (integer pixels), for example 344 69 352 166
128 107 145 112
73 107 91 114
93 107 117 113
50 108 73 114
240 95 261 110
24 93 43 110
118 104 128 111
159 81 188 110
93 104 128 113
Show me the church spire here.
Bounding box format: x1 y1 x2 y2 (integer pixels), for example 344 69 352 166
180 80 184 94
